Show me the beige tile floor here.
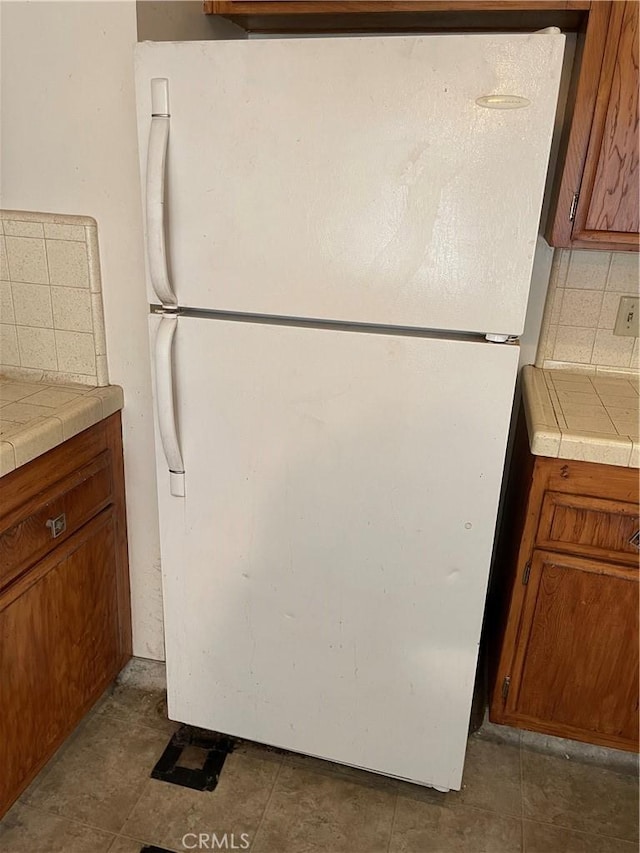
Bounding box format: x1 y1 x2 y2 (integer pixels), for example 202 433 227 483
1 682 637 853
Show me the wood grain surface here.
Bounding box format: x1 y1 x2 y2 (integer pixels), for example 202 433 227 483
206 1 590 11
0 512 119 816
490 408 640 751
506 550 638 750
0 413 131 817
581 0 639 236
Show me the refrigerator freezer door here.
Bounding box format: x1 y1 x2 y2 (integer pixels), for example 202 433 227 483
136 35 564 335
150 314 519 791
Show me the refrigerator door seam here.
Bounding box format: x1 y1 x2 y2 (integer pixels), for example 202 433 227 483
149 304 518 345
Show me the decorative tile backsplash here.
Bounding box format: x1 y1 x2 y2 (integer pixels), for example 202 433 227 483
0 210 108 385
536 249 639 373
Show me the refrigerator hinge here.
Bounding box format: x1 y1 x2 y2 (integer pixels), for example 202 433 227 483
501 676 511 701
152 304 181 316
569 192 579 222
485 334 519 344
522 561 531 585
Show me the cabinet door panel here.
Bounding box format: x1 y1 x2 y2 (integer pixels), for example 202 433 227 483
0 511 119 814
537 491 640 566
546 1 639 250
572 0 640 247
582 0 639 235
507 550 639 749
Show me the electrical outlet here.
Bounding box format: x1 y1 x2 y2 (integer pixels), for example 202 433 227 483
613 297 639 337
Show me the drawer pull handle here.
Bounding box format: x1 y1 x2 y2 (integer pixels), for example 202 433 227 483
630 530 640 550
46 513 67 539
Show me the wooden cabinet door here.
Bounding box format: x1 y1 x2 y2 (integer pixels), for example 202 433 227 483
0 511 120 815
572 0 639 247
548 1 639 249
502 549 639 751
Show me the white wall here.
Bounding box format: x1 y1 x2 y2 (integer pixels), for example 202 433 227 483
137 0 244 40
1 1 239 659
1 0 164 657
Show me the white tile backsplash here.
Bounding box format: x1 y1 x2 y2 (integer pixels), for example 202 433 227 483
17 326 58 370
3 219 45 238
0 325 20 366
51 286 93 332
606 252 640 292
12 282 54 328
553 325 596 364
591 328 636 368
0 282 15 325
55 329 97 375
0 237 9 281
43 222 86 241
558 289 603 327
566 250 611 290
0 211 108 385
537 248 639 372
46 238 91 288
5 236 49 284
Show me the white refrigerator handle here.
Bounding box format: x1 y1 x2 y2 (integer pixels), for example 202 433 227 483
155 314 185 497
146 78 177 307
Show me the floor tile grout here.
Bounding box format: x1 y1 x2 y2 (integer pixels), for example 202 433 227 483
15 801 119 843
96 706 178 737
385 792 399 853
519 736 525 852
4 684 637 853
521 815 639 845
115 773 156 838
248 754 284 851
113 829 181 853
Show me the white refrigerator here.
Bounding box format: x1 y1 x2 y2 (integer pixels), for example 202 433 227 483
135 33 564 792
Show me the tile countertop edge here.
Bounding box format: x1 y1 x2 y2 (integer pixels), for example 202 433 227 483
521 366 638 469
0 385 124 476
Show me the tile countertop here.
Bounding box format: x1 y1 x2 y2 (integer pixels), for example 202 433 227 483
0 376 124 476
522 366 639 468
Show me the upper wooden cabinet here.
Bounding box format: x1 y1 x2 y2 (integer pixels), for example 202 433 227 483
205 1 589 12
206 2 590 34
547 1 639 250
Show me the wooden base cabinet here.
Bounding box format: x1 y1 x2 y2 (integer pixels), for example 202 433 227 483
0 414 131 817
490 414 639 751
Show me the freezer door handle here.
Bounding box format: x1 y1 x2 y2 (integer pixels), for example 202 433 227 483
146 78 177 307
155 314 185 497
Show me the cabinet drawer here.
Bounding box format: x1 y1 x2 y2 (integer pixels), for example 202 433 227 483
0 452 113 590
537 491 640 566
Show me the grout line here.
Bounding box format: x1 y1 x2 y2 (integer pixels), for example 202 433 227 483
248 753 284 850
521 815 638 846
113 775 154 838
11 800 119 843
112 831 181 853
2 234 13 282
97 705 179 738
552 322 602 330
42 240 59 373
385 791 399 853
519 733 525 852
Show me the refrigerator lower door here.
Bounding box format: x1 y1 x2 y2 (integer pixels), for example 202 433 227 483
150 314 518 792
